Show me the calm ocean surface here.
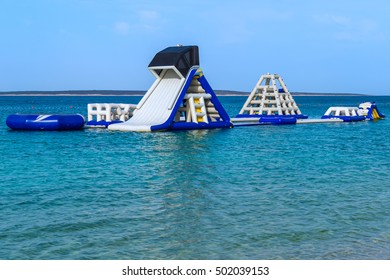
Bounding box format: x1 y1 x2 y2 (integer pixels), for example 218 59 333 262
0 95 389 260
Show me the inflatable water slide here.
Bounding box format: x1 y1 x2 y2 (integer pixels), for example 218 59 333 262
108 46 232 132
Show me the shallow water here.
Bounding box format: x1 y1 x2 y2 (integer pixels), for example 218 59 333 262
0 95 389 259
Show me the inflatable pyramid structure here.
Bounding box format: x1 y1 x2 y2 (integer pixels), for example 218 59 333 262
236 73 307 120
108 46 232 132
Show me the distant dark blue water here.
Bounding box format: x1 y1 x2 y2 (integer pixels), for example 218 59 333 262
0 95 389 259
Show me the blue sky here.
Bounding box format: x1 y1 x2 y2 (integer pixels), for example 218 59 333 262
1 0 389 94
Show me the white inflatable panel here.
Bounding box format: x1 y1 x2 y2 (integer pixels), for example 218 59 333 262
108 69 185 132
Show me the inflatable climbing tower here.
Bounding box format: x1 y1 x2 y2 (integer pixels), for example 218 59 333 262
236 73 307 120
108 45 232 132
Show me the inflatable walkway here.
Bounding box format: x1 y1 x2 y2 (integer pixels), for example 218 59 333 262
108 46 232 132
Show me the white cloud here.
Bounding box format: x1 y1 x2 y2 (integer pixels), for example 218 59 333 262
198 6 294 44
315 14 351 26
137 10 161 32
114 21 130 35
138 10 159 21
113 10 161 36
330 15 350 26
314 14 384 41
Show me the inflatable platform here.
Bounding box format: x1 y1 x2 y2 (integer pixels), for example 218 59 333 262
321 107 365 122
322 102 385 122
86 103 137 128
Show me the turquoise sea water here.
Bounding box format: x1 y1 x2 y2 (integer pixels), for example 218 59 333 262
0 95 389 260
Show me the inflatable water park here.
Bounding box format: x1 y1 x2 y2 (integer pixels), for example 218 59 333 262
5 45 385 131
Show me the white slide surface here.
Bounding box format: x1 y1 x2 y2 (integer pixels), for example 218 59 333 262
108 69 185 131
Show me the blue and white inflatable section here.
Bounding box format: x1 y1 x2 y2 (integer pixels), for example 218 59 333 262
321 107 366 122
108 46 232 132
6 114 85 130
86 103 137 128
358 102 385 120
321 102 385 122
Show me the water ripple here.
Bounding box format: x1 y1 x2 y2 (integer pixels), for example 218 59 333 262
1 96 390 259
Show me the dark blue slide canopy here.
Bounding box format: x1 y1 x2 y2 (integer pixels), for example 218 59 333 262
148 45 199 77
